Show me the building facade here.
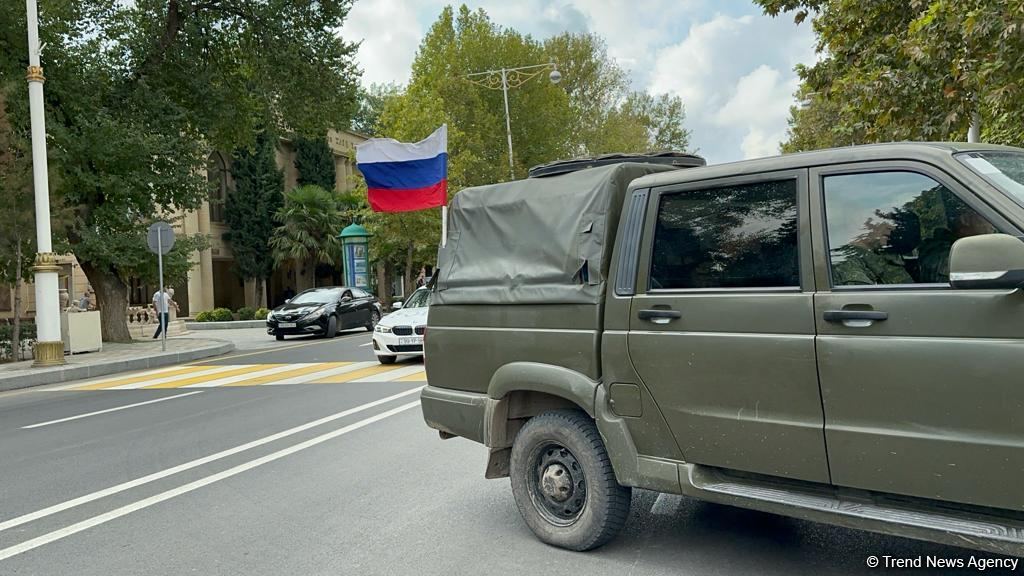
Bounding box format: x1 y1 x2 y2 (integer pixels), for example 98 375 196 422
1 129 367 321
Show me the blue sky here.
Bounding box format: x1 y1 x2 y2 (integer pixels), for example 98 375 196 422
340 0 818 164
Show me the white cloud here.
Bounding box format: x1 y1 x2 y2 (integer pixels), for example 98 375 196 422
340 0 424 86
648 12 815 162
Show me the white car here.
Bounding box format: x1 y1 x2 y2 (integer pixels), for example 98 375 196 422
372 288 429 364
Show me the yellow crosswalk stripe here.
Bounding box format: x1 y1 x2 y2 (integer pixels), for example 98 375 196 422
397 370 427 382
142 365 285 389
311 364 410 383
74 366 219 390
223 362 352 387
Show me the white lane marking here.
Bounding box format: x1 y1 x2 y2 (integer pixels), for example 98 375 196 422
350 364 425 382
649 493 682 515
0 401 420 562
264 361 379 385
0 386 423 534
102 365 248 390
181 363 321 388
359 342 373 347
21 392 204 430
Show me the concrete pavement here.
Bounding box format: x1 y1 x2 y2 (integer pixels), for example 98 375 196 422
0 330 1012 575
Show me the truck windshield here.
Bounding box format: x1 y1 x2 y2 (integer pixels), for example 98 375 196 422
957 151 1024 206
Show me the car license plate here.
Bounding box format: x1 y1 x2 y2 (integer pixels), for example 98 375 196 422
399 337 422 346
278 322 296 328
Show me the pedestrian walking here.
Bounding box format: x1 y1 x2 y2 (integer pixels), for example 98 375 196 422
152 288 171 339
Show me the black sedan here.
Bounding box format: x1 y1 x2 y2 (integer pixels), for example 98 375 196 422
266 287 382 340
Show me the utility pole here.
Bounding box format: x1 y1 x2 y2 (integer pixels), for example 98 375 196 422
25 0 65 366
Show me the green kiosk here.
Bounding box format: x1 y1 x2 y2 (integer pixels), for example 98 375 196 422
338 223 372 291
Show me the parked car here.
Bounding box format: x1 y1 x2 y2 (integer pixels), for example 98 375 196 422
266 286 381 340
421 144 1024 555
373 287 429 364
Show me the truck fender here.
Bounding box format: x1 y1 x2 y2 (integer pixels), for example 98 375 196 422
487 362 598 416
483 362 641 486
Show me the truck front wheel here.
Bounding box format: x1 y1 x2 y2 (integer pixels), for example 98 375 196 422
509 410 631 551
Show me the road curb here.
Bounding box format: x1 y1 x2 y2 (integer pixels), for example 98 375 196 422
0 340 235 392
186 320 266 330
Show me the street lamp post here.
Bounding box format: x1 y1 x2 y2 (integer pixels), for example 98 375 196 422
24 0 65 366
465 62 562 180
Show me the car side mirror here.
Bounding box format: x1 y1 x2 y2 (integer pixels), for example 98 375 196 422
391 302 403 310
342 296 352 302
950 233 1024 290
285 298 291 304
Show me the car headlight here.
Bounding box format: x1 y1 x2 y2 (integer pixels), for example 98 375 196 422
375 325 391 333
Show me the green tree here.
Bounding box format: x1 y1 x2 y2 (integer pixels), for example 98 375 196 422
270 185 345 281
367 5 691 289
0 0 361 341
0 90 34 358
295 137 337 191
351 83 401 137
757 0 1024 150
225 132 284 306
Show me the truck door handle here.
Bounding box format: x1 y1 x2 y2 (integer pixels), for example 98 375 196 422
823 310 888 322
638 309 682 321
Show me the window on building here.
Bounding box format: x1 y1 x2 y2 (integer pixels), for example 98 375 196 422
650 180 800 290
0 285 11 312
207 152 227 223
824 171 998 286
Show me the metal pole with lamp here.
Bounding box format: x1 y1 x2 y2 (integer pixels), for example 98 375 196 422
24 0 64 366
465 62 562 181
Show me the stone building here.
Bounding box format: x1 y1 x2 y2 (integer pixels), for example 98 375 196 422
1 129 367 321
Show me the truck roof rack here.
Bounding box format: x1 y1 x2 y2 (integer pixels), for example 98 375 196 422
528 151 706 178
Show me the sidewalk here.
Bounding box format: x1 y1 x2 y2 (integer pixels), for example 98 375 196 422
0 337 234 392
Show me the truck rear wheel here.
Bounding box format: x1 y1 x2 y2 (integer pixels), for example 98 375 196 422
509 410 631 551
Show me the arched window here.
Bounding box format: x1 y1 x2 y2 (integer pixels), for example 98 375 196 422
207 152 227 222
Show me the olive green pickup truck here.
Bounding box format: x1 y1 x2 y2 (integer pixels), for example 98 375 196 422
421 144 1024 555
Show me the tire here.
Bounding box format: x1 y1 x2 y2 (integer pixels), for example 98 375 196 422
325 315 338 338
377 355 397 365
275 332 284 341
510 410 631 551
366 310 380 332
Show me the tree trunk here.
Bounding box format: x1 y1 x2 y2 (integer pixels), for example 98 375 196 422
79 260 133 342
375 260 390 308
12 240 22 360
404 242 414 299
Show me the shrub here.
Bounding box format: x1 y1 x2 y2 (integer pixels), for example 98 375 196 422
0 322 36 362
254 307 270 320
194 311 214 322
236 306 256 321
211 308 234 322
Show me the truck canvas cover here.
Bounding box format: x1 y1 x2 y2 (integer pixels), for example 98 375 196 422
434 162 679 305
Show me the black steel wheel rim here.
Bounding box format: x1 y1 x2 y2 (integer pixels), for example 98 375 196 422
527 442 587 526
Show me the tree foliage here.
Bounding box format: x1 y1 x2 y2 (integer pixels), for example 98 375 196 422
368 5 692 280
225 131 283 296
0 0 361 341
270 185 346 269
757 0 1024 151
294 137 337 191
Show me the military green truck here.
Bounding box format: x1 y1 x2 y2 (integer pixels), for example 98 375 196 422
421 144 1024 555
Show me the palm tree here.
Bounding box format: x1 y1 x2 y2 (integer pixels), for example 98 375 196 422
270 185 345 285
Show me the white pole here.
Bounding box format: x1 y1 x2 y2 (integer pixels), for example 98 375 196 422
157 233 166 352
441 205 448 248
25 0 64 366
501 68 514 180
968 109 981 143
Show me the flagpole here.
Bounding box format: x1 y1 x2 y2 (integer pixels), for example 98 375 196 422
441 205 448 248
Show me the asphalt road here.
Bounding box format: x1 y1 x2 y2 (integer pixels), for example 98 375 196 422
0 329 1016 575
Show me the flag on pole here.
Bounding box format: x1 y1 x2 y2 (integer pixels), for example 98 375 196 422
356 125 448 213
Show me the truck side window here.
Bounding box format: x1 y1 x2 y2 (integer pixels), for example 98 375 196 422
823 171 998 287
650 180 799 290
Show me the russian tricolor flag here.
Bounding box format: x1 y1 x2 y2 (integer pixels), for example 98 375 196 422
356 125 448 213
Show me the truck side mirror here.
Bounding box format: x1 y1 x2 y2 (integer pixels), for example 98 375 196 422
950 233 1024 290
